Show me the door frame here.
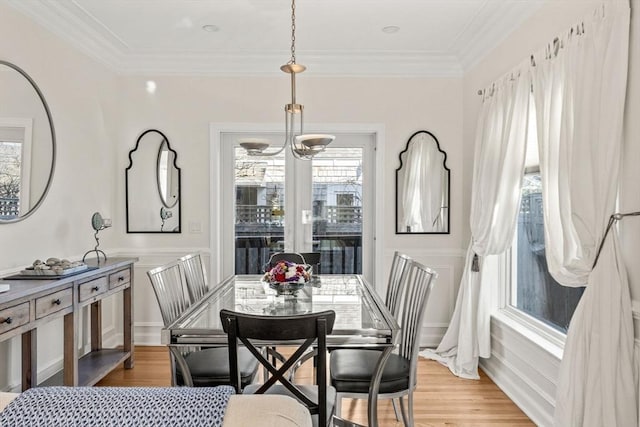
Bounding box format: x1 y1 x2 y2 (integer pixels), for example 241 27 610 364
210 122 386 294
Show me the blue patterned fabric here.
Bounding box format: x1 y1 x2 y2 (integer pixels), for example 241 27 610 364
0 386 234 427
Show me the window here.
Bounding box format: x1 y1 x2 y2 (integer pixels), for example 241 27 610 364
0 121 31 219
513 172 584 333
219 131 376 280
509 100 584 334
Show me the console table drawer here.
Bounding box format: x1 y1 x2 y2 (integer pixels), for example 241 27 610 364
36 288 73 319
109 268 131 290
0 302 30 335
79 277 108 302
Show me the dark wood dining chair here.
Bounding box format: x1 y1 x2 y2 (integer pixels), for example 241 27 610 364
220 309 337 427
147 261 259 388
329 260 437 427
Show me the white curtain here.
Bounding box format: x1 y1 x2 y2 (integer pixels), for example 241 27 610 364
400 133 447 232
531 2 635 425
420 64 531 379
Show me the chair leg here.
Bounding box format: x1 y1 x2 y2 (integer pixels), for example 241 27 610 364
407 391 415 427
391 398 401 421
399 396 409 427
335 395 342 418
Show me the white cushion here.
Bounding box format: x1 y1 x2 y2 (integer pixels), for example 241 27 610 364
223 395 312 427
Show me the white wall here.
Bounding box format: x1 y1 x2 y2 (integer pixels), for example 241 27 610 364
0 2 121 390
0 1 467 388
463 1 640 425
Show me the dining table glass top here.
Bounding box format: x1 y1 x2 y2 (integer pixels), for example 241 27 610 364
165 274 398 346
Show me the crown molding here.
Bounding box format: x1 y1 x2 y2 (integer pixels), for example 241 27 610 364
455 1 545 71
115 51 463 77
6 0 541 78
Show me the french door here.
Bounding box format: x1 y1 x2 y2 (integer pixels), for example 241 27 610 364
220 131 376 281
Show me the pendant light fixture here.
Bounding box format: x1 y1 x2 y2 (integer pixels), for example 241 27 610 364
239 0 335 159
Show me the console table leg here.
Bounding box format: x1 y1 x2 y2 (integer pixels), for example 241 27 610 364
21 329 37 391
123 285 134 369
63 311 78 386
91 300 102 352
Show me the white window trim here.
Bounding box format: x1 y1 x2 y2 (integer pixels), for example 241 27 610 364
495 246 565 360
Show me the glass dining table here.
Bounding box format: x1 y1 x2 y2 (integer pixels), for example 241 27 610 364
162 274 400 427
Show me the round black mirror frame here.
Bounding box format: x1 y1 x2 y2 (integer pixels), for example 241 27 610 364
395 130 450 234
0 60 56 223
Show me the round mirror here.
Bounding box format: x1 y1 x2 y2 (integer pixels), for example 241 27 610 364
0 60 56 223
156 139 179 208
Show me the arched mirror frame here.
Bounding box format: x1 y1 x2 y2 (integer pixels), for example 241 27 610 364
0 60 56 223
395 130 450 234
125 129 181 233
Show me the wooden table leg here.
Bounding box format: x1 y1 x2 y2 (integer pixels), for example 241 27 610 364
91 300 102 352
63 311 78 386
21 329 37 391
123 285 134 369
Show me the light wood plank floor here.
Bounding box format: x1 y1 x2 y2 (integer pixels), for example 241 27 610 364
97 346 534 427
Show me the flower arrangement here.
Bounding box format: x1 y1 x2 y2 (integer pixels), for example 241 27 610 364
263 260 310 285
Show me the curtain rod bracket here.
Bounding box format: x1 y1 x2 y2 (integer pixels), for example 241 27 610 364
593 211 640 269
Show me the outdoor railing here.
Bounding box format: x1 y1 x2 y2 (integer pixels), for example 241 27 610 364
235 234 362 275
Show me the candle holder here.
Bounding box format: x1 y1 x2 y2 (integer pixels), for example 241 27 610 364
160 207 173 232
82 212 112 264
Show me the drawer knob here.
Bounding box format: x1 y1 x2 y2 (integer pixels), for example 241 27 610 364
118 276 124 282
2 317 12 325
92 286 100 292
53 299 61 305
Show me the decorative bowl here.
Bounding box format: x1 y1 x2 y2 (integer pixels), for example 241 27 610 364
268 281 306 296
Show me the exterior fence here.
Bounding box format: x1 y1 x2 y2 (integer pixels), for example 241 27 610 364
0 197 19 219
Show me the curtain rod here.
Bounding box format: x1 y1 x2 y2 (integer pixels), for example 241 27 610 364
476 3 604 97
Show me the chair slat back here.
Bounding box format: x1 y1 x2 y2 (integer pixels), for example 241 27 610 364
221 309 336 427
179 253 208 303
147 261 189 327
397 261 437 378
385 251 412 317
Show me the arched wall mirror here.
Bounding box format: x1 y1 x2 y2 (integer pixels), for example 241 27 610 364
0 60 56 223
126 129 181 233
396 130 450 234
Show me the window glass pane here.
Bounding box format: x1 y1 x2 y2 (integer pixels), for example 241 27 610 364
514 173 585 332
0 141 22 219
312 148 363 274
234 148 285 274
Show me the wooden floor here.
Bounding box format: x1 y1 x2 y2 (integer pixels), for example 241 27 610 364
97 346 534 427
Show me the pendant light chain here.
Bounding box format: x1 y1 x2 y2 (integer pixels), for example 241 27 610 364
289 0 297 65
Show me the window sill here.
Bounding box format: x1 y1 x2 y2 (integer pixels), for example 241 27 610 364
492 307 565 361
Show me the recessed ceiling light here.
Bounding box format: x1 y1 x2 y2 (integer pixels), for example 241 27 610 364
382 26 400 34
202 24 220 33
146 80 157 94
